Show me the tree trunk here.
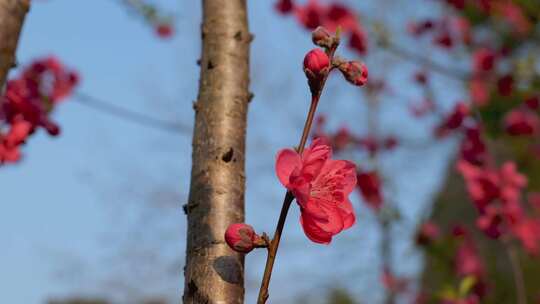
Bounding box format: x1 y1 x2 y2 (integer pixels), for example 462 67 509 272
0 0 29 90
183 1 251 303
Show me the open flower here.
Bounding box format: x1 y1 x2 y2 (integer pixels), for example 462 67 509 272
275 138 357 244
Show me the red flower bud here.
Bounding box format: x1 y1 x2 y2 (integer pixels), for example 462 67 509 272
525 96 539 110
497 74 514 96
41 119 60 136
338 61 368 86
275 0 294 14
356 170 383 210
414 71 428 85
383 136 398 150
473 48 496 73
452 225 467 238
434 31 453 48
312 26 333 48
415 221 440 245
303 48 330 80
225 223 259 253
435 102 469 137
156 23 173 39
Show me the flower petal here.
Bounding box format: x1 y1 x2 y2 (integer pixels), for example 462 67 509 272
300 212 333 244
316 200 345 234
333 160 357 194
291 181 311 208
302 199 328 221
301 138 332 181
339 198 356 230
275 148 302 188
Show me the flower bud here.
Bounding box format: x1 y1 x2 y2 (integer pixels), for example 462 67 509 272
303 48 330 81
415 221 440 245
414 71 428 84
311 26 333 48
275 0 294 14
41 119 60 136
525 96 539 110
338 61 368 86
156 23 174 39
225 223 259 253
473 48 496 73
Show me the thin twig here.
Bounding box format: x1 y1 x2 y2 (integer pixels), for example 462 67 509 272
74 92 191 134
360 12 471 82
256 45 338 304
382 41 470 81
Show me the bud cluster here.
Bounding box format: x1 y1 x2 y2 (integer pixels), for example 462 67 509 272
302 26 368 94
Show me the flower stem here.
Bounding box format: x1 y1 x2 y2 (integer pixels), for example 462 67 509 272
256 46 337 304
256 191 294 304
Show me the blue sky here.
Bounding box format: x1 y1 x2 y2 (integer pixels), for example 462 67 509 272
0 1 463 303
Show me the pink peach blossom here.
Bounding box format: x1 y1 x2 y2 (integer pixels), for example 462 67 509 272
275 138 356 244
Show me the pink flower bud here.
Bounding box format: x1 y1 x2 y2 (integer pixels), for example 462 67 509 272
338 61 368 86
311 26 333 48
303 48 330 80
225 223 258 253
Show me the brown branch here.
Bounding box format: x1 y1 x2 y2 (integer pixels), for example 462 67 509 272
0 0 30 90
256 45 338 304
182 1 251 303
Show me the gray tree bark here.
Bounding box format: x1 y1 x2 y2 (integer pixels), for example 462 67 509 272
183 0 251 303
0 0 29 90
